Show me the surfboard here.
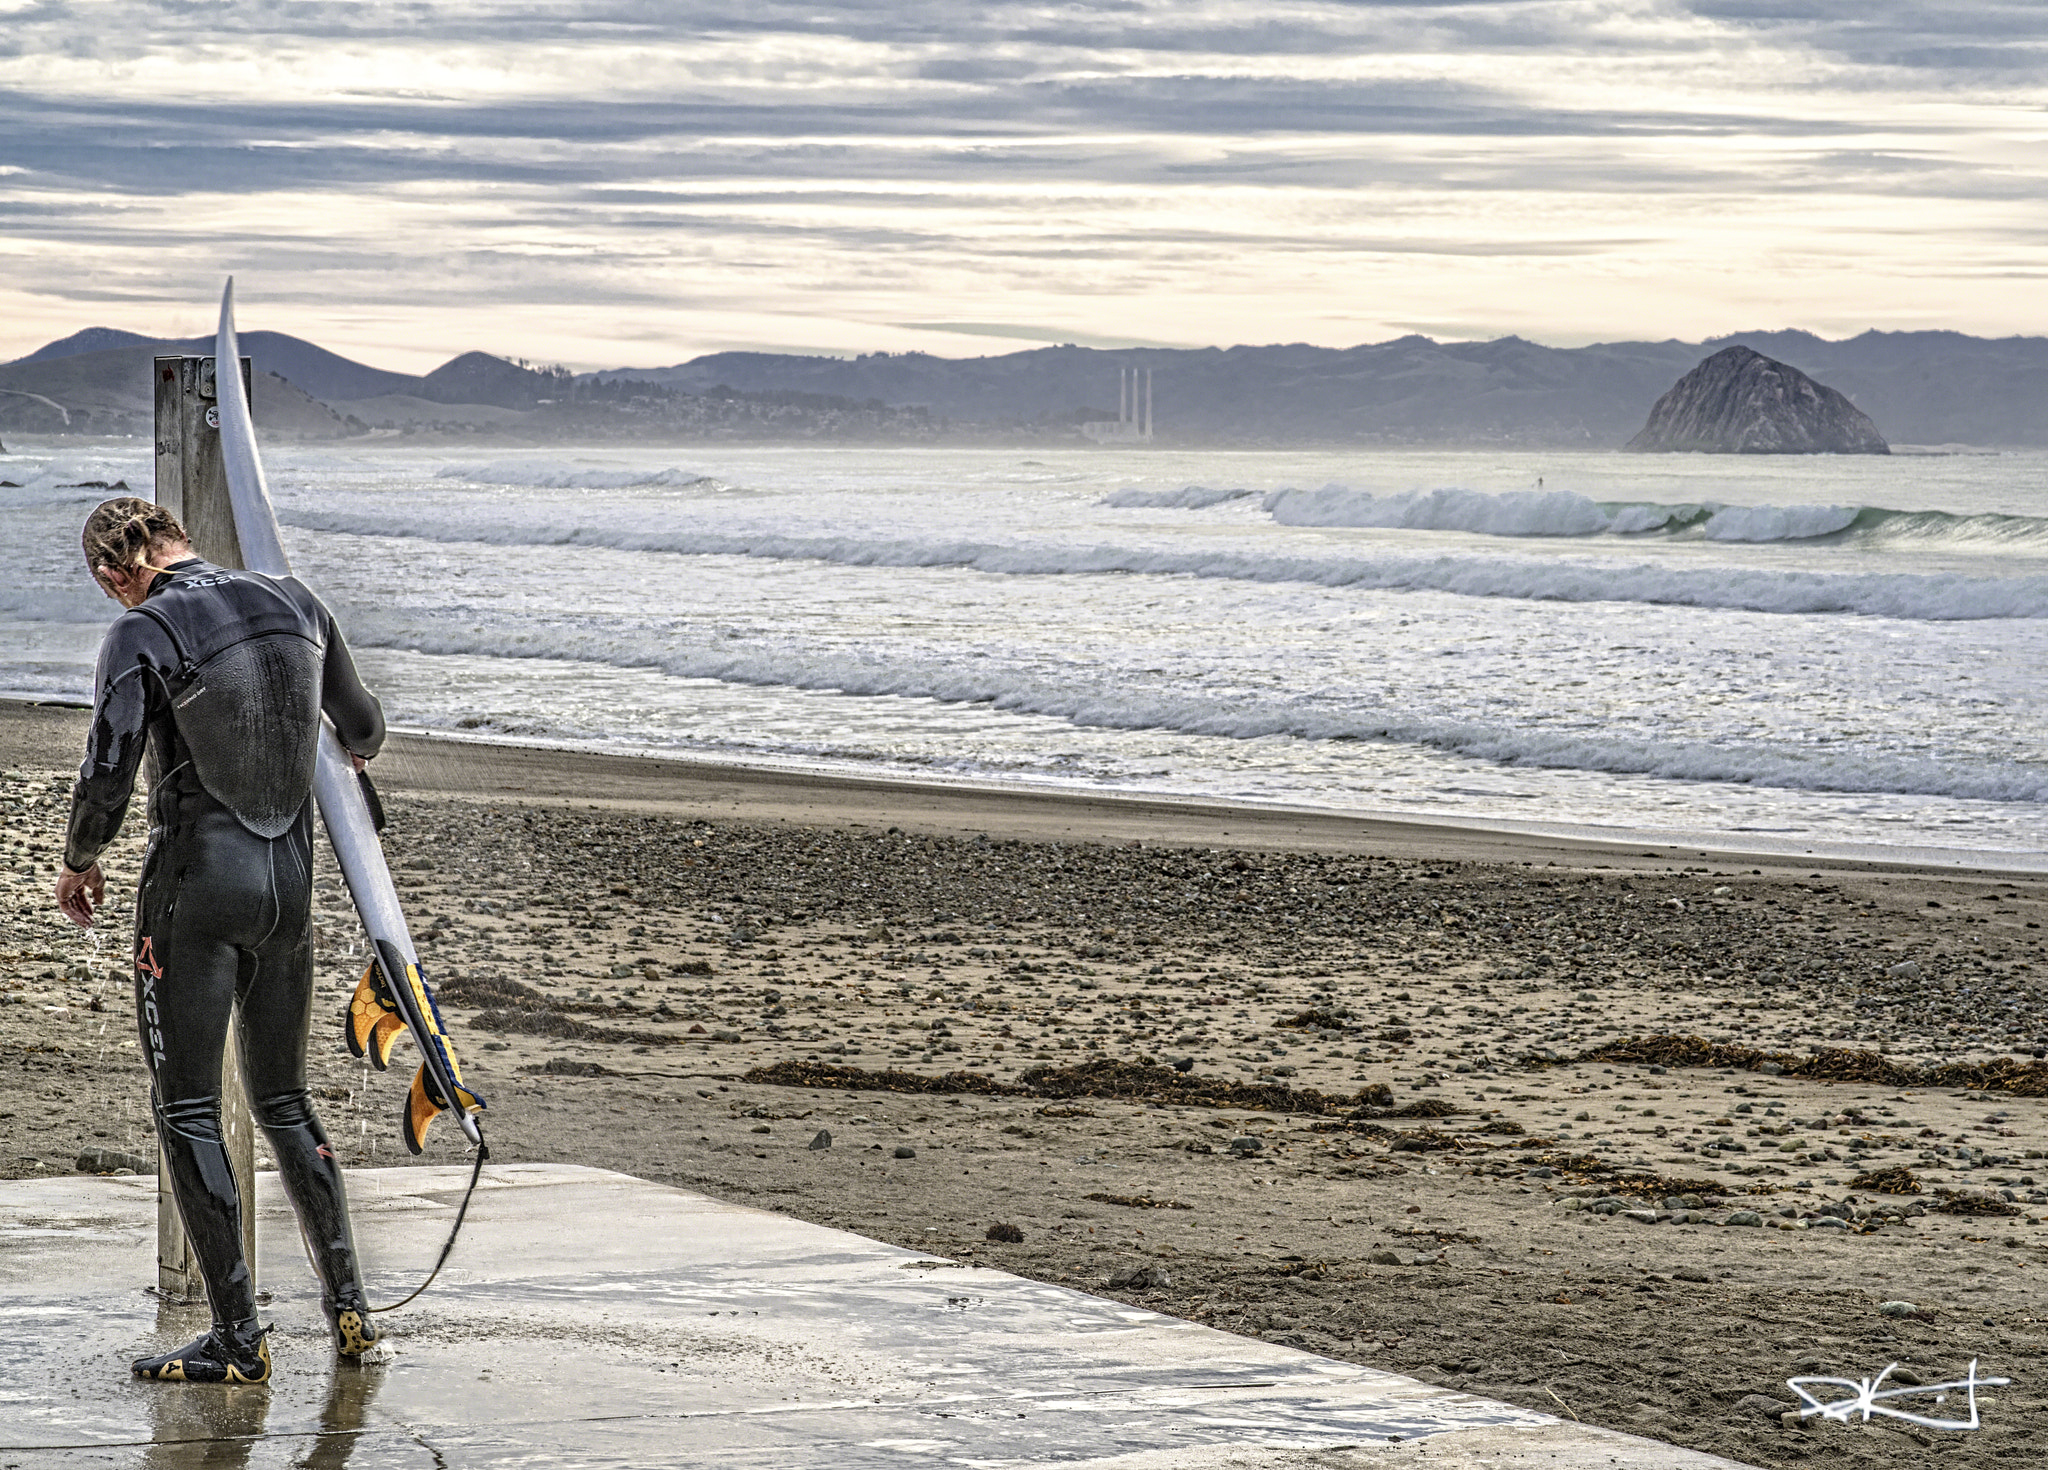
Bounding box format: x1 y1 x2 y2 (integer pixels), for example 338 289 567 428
213 279 485 1152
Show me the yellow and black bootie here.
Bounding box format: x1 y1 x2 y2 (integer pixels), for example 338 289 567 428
326 1292 381 1357
132 1321 272 1384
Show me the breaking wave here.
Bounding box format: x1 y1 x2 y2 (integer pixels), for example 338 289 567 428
1262 484 2048 548
1100 484 1255 509
433 460 723 491
337 608 2048 807
278 503 2048 622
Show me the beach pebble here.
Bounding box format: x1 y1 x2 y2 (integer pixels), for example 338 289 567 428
1888 960 1922 979
712 1029 741 1043
808 1129 832 1150
1725 1210 1763 1227
1810 1215 1848 1230
1620 1208 1660 1224
986 1222 1023 1242
894 1145 917 1159
1738 1394 1794 1420
75 1148 151 1175
1228 1136 1263 1155
1367 1249 1404 1266
1878 1300 1925 1318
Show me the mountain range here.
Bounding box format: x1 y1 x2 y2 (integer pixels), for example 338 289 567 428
6 324 2048 447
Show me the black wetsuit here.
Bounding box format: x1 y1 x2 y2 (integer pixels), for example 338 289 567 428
66 557 385 1343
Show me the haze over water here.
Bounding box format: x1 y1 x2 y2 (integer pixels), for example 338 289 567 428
5 441 2045 863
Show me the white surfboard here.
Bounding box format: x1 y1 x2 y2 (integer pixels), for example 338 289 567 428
214 280 484 1151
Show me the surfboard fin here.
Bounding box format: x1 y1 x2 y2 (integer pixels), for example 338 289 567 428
373 941 486 1154
345 963 408 1069
403 1068 439 1153
403 1063 485 1154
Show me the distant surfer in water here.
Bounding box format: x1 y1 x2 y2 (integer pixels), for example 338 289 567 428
58 498 387 1384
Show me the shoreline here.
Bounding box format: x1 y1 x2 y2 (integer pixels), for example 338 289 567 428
5 695 2041 879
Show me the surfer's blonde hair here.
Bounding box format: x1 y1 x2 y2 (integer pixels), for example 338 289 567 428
81 497 189 580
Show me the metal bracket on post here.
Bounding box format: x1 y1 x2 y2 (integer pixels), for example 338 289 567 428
150 354 259 1304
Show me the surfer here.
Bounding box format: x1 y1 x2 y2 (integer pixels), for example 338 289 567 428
56 497 387 1385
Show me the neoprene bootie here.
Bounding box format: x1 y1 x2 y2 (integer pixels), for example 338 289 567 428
132 1321 272 1384
325 1291 381 1356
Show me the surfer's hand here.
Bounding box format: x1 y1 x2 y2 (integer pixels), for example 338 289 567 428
56 863 104 927
346 748 367 773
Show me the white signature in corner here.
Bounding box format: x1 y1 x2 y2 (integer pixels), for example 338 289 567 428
1787 1360 2011 1432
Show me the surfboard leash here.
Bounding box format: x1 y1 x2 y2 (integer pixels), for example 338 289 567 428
367 1138 489 1314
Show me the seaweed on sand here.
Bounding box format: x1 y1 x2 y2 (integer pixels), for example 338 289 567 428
740 1056 1375 1114
1545 1034 2048 1098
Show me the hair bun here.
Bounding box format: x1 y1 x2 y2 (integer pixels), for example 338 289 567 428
81 496 189 576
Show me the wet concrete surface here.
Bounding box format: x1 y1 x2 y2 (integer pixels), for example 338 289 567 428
0 1164 1750 1468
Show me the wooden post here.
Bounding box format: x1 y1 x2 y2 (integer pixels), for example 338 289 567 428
153 357 248 572
151 354 259 1304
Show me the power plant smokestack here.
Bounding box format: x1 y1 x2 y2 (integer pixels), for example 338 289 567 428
1083 364 1156 444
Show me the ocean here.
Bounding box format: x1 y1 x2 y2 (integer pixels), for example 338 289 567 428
4 440 2045 864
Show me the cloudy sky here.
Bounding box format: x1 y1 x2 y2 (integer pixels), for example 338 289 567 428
2 1 2044 370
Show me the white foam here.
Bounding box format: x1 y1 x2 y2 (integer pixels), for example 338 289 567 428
280 504 2048 622
1266 485 1617 537
1264 485 1876 543
339 608 2048 808
0 459 146 501
1100 484 1255 509
434 460 721 491
1606 502 1703 534
13 441 2044 858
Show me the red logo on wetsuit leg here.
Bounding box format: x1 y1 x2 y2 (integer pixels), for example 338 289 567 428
135 936 164 980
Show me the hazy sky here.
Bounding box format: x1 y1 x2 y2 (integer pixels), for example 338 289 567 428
3 1 2044 371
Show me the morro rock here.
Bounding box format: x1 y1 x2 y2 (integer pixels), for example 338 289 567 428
1626 345 1888 454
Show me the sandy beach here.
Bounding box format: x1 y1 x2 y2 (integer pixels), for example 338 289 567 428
4 696 2045 1468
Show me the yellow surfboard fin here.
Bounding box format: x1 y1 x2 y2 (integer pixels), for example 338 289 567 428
345 963 408 1069
403 1068 440 1154
403 1064 485 1155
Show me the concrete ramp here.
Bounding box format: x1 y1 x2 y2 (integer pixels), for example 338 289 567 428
0 1164 1750 1467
